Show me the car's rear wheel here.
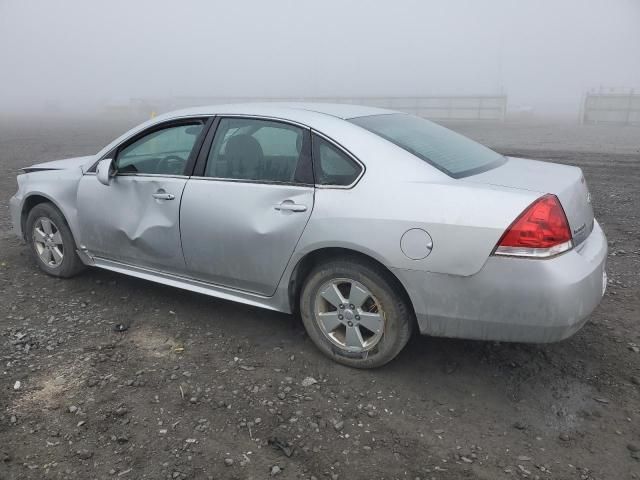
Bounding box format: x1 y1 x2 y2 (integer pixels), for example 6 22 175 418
25 203 85 278
300 257 413 368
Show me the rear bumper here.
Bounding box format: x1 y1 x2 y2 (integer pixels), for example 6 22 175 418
393 220 608 343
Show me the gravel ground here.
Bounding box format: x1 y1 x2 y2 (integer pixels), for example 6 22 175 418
0 116 639 480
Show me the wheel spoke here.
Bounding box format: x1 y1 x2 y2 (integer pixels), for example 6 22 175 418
40 248 53 264
33 228 47 243
344 325 365 349
358 311 383 334
320 283 346 309
51 231 63 245
348 284 370 309
40 218 53 234
318 311 342 332
51 246 63 264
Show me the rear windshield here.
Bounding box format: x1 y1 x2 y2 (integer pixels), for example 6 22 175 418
349 113 505 178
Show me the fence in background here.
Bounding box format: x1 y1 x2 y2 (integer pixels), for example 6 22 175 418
130 96 508 122
582 90 640 125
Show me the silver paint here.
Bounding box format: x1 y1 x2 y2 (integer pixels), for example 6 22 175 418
400 228 434 260
464 156 595 246
77 174 188 273
9 103 607 343
179 179 314 295
393 221 607 342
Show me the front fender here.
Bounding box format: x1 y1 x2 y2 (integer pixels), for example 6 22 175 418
14 169 84 247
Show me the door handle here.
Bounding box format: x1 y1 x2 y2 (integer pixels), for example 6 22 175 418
152 192 175 200
274 201 307 212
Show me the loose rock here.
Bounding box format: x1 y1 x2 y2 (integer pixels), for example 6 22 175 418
301 377 317 387
76 449 93 460
270 465 282 476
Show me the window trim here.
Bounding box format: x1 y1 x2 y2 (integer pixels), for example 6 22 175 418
84 114 366 188
311 130 365 189
86 116 213 176
193 115 314 187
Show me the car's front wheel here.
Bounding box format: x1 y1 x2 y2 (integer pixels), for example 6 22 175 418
300 257 413 368
25 202 85 278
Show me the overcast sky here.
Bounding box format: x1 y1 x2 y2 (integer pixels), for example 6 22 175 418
1 0 638 115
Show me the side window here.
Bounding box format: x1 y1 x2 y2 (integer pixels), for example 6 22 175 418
205 118 311 184
313 135 362 186
252 127 300 156
116 123 204 175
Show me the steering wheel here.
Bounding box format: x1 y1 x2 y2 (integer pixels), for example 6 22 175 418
157 155 186 175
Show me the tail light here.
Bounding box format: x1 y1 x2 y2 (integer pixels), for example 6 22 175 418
494 194 573 258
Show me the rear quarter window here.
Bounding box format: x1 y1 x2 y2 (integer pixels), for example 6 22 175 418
312 135 362 186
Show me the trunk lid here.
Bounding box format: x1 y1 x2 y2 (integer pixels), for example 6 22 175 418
462 156 595 246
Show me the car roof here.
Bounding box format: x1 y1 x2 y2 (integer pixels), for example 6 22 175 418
156 102 398 123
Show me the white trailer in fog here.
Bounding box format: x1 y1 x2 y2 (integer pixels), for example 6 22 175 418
582 89 640 126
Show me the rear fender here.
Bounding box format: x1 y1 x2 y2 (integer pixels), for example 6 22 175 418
295 182 540 277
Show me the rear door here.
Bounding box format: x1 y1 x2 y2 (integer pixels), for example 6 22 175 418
179 117 314 295
77 119 209 273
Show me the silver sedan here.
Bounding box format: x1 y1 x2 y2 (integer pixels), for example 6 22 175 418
9 103 607 367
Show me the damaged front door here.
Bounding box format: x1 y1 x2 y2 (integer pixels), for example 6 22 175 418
77 120 206 273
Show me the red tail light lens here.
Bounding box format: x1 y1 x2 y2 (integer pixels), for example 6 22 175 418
495 194 573 258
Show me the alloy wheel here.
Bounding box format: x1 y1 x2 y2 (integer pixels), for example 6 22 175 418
32 217 64 268
314 278 385 352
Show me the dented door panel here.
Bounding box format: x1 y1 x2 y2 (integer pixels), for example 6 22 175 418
77 174 187 272
180 179 314 296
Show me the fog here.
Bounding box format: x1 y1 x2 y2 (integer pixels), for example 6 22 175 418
1 0 639 118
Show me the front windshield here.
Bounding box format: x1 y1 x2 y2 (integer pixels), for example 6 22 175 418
349 113 505 178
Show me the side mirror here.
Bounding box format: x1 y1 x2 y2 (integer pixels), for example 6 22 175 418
96 158 114 186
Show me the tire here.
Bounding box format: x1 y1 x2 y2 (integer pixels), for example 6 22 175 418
300 257 414 368
25 202 85 278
